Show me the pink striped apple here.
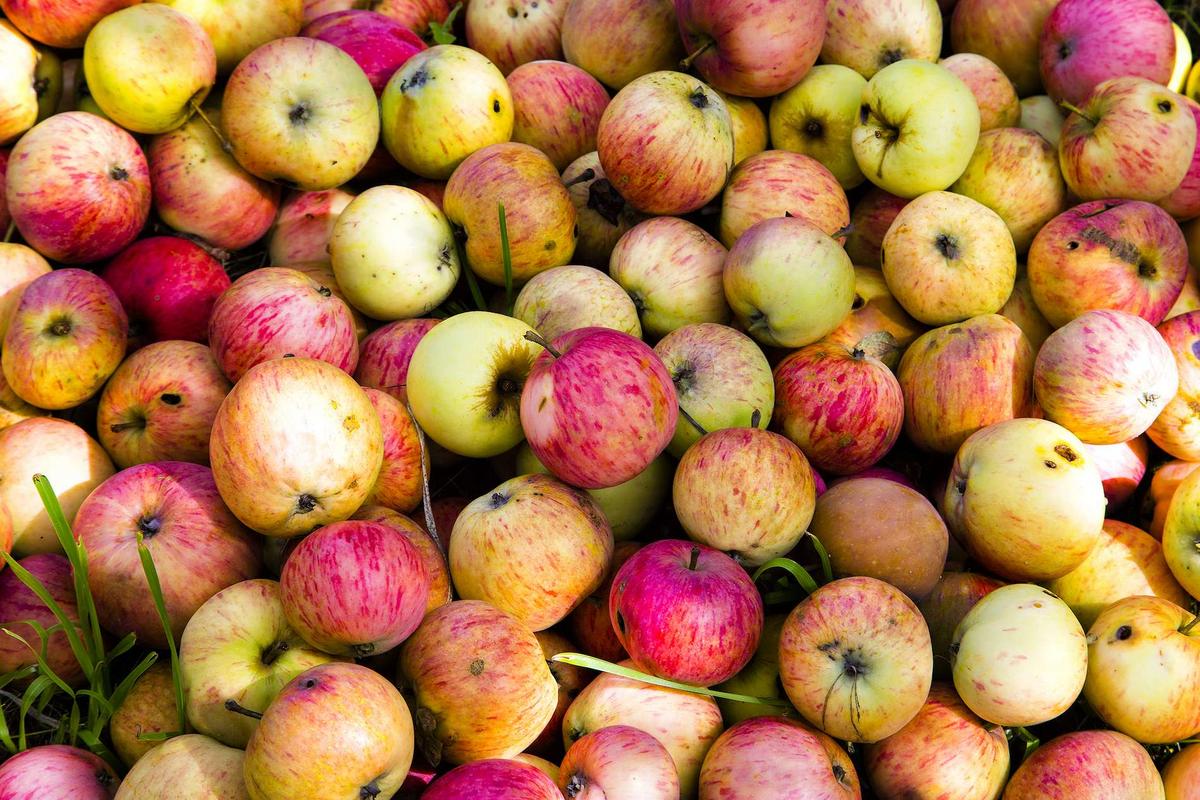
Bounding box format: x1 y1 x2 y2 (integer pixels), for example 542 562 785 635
560 0 683 90
302 10 426 95
561 725 679 800
352 505 451 615
718 150 849 249
425 759 562 800
0 554 84 685
0 243 50 341
0 0 140 48
1082 436 1150 509
115 734 246 798
821 0 942 80
507 60 609 171
0 745 118 800
360 388 424 513
466 0 569 75
354 318 439 404
267 188 356 265
1003 730 1164 799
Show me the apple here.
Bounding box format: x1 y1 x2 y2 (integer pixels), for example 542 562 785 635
1148 459 1200 539
1039 0 1174 106
844 187 908 268
940 53 1020 131
712 614 793 725
852 60 980 199
949 0 1060 97
918 572 1004 679
724 217 855 348
268 188 356 265
381 44 513 180
180 578 338 748
0 554 84 685
400 600 558 764
898 314 1036 454
156 0 302 74
5 111 151 263
568 541 642 661
0 20 38 146
716 90 767 166
222 37 379 191
466 0 568 75
560 725 679 800
351 505 452 614
1083 436 1150 509
521 326 677 489
609 217 730 340
406 311 540 458
950 128 1068 255
1059 78 1196 202
674 0 824 98
1157 461 1200 597
444 142 577 284
1160 97 1200 223
82 4 216 135
31 46 62 123
942 418 1105 581
329 185 461 319
114 734 247 799
562 153 643 268
779 576 933 743
148 109 281 253
0 244 50 341
373 0 452 33
354 318 439 405
1004 730 1165 799
563 662 724 798
1034 309 1178 444
0 745 118 799
1164 744 1200 798
1049 520 1189 630
596 71 733 216
359 389 424 513
0 0 140 48
100 237 231 348
302 9 426 95
507 60 609 171
773 341 904 475
425 759 562 800
561 0 683 90
999 274 1055 351
1019 95 1066 147
768 65 867 189
514 265 642 341
0 418 115 556
109 663 177 766
1152 310 1200 460
209 357 383 537
821 0 942 80
243 662 413 800
654 323 772 456
527 630 588 759
718 150 849 249
822 268 925 368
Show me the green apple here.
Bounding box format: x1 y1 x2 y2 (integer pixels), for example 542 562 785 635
769 64 867 189
82 4 217 135
382 44 514 180
0 21 42 145
852 59 981 199
155 0 304 74
1019 95 1066 148
1162 464 1200 598
406 311 539 458
32 46 62 123
329 185 460 321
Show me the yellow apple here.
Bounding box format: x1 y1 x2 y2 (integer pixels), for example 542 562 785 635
0 20 38 145
769 64 867 189
155 0 304 74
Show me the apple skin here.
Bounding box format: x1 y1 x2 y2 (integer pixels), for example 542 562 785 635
359 389 424 513
244 662 413 800
862 683 1009 800
179 578 339 749
568 541 641 662
1000 275 1055 351
844 187 908 268
852 60 980 199
114 734 248 799
208 267 360 383
1049 519 1189 631
699 716 859 800
373 0 452 33
0 20 38 146
596 71 733 216
352 505 452 615
1034 309 1178 444
675 0 824 98
609 217 730 340
222 37 379 191
527 630 588 759
4 268 128 411
562 661 724 799
821 0 941 80
942 418 1105 581
209 357 383 538
354 318 439 405
521 327 677 489
773 341 903 476
514 265 642 341
1039 0 1174 106
1148 460 1200 539
381 44 513 181
302 9 426 95
425 759 562 800
156 0 302 74
400 600 559 764
718 150 849 249
0 0 140 48
1003 730 1165 799
82 4 216 135
768 65 867 189
897 314 1037 455
0 745 118 800
918 572 1004 680
1020 95 1066 147
713 614 794 725
654 322 773 457
507 60 609 171
0 243 50 341
450 472 613 631
1083 436 1150 509
950 127 1068 255
1028 199 1188 328
779 576 933 743
1160 97 1200 221
101 237 231 348
717 90 767 166
562 153 644 268
560 725 679 800
0 554 84 685
268 188 356 265
466 0 568 75
1164 744 1200 798
444 142 577 285
823 267 926 369
1150 310 1200 459
5 111 151 264
1059 78 1196 203
109 662 177 767
949 0 1060 97
561 0 683 90
940 54 1020 134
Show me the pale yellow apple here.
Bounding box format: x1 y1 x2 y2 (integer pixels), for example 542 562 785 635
1171 22 1193 94
769 64 867 189
513 265 642 341
714 90 767 166
1162 464 1200 598
1019 95 1066 148
0 20 39 145
154 0 304 74
115 734 249 799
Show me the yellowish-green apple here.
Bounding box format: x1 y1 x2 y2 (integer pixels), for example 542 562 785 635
109 663 177 767
1019 95 1066 148
715 90 767 166
723 216 855 348
83 5 216 135
1162 464 1200 597
821 0 942 80
382 44 513 180
852 59 981 198
406 311 540 458
513 265 641 341
768 64 867 189
717 150 849 249
941 418 1106 581
154 0 304 74
950 583 1087 726
115 734 249 799
0 20 38 145
939 53 1020 131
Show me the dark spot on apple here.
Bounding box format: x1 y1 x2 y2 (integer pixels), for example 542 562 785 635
1192 340 1200 360
261 640 290 665
96 771 114 787
955 478 967 494
565 773 585 798
1158 99 1174 113
160 393 182 405
673 363 696 393
879 48 903 66
804 119 824 139
543 239 556 250
137 515 161 538
283 353 295 358
109 166 128 181
842 650 867 678
400 68 429 92
352 643 376 657
300 677 317 689
1115 625 1133 640
817 640 841 661
1067 241 1079 250
32 76 49 97
317 285 332 297
490 492 509 508
493 99 501 113
832 764 848 785
469 658 485 675
934 233 960 260
1141 392 1160 407
288 102 312 125
296 494 318 514
507 5 517 15
586 178 626 226
614 609 627 636
689 88 709 110
567 726 586 742
1138 259 1158 278
1044 459 1057 469
45 317 72 337
1058 41 1072 61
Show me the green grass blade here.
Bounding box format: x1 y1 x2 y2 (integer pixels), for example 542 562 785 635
108 651 159 712
74 689 115 720
752 557 820 597
551 653 791 707
1 626 75 697
1 552 95 678
136 533 186 735
498 203 514 316
75 727 122 774
806 532 833 584
17 674 55 749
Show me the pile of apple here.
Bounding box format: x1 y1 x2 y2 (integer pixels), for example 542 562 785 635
4 0 1200 797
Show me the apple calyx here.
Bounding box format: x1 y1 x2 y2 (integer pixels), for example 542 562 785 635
564 773 587 798
587 179 627 226
288 102 313 126
750 408 763 429
351 642 376 658
223 699 264 720
296 493 319 514
687 545 701 571
260 640 291 665
934 233 961 261
563 168 596 188
136 515 162 539
524 330 562 358
679 39 715 72
688 87 711 111
360 780 382 799
109 413 147 434
878 48 904 69
44 317 72 337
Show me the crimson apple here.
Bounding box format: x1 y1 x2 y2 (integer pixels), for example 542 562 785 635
0 554 84 685
507 60 609 171
354 318 439 405
425 759 562 800
0 745 118 800
301 9 426 95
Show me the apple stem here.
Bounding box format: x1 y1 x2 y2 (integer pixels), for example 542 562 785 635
1181 614 1200 635
223 699 263 720
678 405 709 437
831 223 853 240
108 420 144 433
687 545 700 571
524 330 562 358
563 168 596 188
407 403 445 556
189 100 233 153
1058 100 1097 126
679 38 715 71
2 221 13 243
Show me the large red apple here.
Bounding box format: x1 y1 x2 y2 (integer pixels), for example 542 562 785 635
301 9 426 95
0 554 84 685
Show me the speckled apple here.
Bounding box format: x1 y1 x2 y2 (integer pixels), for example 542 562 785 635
844 187 908 268
560 725 679 800
352 505 452 615
562 153 644 268
717 90 767 166
109 662 177 766
467 0 569 75
718 150 849 249
514 265 642 341
0 243 50 341
0 744 118 800
0 0 140 48
354 318 438 405
939 53 1019 131
0 554 84 685
1083 436 1150 509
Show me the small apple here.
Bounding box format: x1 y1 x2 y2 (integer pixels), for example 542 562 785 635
268 188 356 265
360 389 424 513
114 734 247 799
560 725 679 799
1147 459 1200 539
507 59 609 171
1083 436 1151 509
1003 730 1165 799
0 554 84 685
354 318 439 405
821 0 942 80
1019 95 1066 147
513 265 642 341
844 187 908 268
0 745 118 800
560 0 683 90
109 663 177 767
1163 743 1200 798
949 0 1060 97
939 53 1020 131
768 64 867 189
1152 309 1200 457
466 0 569 75
717 150 849 249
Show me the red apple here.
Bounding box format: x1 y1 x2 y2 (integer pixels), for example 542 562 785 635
1082 436 1150 509
844 186 907 268
1003 730 1165 798
0 0 140 48
354 318 439 405
302 9 426 95
1160 97 1200 221
0 554 84 685
507 59 610 171
949 0 1060 97
561 725 680 799
361 388 424 513
0 745 118 799
351 505 452 615
718 150 849 249
268 188 356 265
466 0 569 75
425 759 562 800
918 571 1004 679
